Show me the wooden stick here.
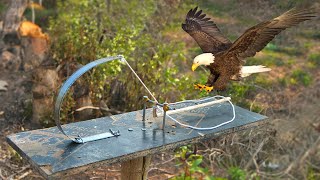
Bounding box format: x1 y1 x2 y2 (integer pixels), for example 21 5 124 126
165 97 231 115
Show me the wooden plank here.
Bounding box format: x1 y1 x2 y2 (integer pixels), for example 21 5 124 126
6 103 268 179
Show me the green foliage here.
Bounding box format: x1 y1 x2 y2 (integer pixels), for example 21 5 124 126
265 43 303 56
228 167 247 180
8 146 23 163
301 30 320 40
307 167 320 180
279 69 312 87
199 0 235 18
23 6 57 28
303 42 314 49
60 90 76 124
0 2 7 15
172 146 219 180
278 77 287 87
250 104 263 113
22 99 33 123
246 54 284 67
290 69 312 86
225 82 253 105
254 75 273 88
265 43 278 51
308 53 320 67
172 146 262 180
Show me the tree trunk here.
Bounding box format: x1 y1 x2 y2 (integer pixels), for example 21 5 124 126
120 155 151 180
21 36 49 71
74 81 93 121
32 67 60 126
1 0 28 43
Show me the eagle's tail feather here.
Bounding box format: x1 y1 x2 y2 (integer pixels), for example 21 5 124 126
241 65 271 77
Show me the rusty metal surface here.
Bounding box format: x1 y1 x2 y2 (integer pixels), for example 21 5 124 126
6 103 267 179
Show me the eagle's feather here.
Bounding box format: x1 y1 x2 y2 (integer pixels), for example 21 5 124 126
227 8 316 61
182 7 232 54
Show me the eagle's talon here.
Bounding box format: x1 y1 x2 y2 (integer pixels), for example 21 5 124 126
205 86 214 92
194 84 205 91
194 84 213 92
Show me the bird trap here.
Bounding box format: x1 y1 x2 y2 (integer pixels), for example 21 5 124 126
7 55 268 178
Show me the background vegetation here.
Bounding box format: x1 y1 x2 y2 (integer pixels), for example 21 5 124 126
49 0 204 115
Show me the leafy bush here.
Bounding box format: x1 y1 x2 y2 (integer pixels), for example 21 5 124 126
49 0 200 115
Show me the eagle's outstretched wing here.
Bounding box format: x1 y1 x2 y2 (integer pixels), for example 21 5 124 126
182 7 232 54
225 8 316 61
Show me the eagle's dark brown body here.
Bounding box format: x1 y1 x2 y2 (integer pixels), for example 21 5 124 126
206 52 241 90
183 7 316 91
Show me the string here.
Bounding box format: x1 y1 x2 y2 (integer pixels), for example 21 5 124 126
122 58 158 103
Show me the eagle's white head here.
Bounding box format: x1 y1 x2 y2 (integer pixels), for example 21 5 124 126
192 53 215 71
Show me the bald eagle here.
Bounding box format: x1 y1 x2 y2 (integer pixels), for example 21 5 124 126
182 7 316 91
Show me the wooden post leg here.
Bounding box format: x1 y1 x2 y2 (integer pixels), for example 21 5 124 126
120 155 152 180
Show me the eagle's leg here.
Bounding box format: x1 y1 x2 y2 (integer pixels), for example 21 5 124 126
203 73 218 92
213 73 230 91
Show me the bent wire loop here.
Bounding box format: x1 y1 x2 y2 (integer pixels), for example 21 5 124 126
54 55 124 143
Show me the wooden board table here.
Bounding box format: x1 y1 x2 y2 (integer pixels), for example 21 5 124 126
6 102 268 179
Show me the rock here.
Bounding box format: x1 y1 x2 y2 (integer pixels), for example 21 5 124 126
0 80 8 91
0 50 21 71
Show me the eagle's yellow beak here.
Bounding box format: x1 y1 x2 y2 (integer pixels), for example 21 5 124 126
192 63 199 71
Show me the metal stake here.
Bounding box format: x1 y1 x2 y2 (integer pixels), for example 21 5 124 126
142 96 149 121
162 103 169 131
